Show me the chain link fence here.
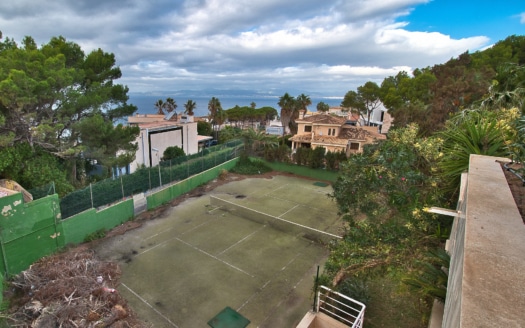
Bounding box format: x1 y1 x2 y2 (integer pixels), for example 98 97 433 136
32 140 243 219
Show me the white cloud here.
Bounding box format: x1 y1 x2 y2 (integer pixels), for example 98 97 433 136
0 0 496 97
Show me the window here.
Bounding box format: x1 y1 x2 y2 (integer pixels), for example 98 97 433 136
328 128 331 136
332 128 336 136
304 125 312 132
349 142 360 150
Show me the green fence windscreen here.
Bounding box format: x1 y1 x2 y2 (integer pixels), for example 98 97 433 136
261 160 339 182
147 158 239 209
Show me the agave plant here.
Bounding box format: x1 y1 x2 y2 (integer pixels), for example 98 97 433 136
402 248 450 303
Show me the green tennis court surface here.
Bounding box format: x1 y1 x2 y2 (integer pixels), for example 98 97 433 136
93 175 343 327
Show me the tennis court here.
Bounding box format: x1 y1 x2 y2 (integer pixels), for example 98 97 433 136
93 175 344 327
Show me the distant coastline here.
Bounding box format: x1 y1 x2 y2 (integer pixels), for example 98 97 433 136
128 94 344 118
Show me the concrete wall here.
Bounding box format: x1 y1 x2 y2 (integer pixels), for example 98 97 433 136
0 193 62 275
130 122 199 173
442 155 525 327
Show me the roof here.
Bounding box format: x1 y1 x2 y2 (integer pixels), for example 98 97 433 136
197 135 213 142
138 121 182 131
296 114 347 125
290 125 386 145
339 126 386 141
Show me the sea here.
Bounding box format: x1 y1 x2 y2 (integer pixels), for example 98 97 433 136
128 94 344 117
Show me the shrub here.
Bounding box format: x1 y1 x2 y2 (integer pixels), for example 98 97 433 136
230 155 272 175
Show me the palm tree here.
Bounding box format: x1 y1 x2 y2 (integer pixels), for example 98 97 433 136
164 97 177 113
154 99 165 115
208 97 222 139
242 127 278 157
317 101 330 113
184 99 197 116
278 93 296 136
296 93 312 114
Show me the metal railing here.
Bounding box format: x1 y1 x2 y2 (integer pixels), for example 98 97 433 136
317 285 366 328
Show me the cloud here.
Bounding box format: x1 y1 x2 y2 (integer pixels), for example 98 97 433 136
521 12 525 24
0 0 493 96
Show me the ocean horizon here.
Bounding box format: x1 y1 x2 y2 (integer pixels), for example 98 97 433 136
128 94 344 118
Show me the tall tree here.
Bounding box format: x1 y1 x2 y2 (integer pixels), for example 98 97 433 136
184 99 197 116
278 93 296 136
296 93 312 114
154 99 165 115
357 81 381 125
164 97 177 114
0 33 138 189
208 97 223 139
427 52 493 134
341 90 365 123
316 101 330 113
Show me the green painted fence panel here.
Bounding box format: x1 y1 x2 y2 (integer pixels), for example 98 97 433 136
59 209 97 245
2 225 61 275
60 200 134 245
0 194 60 242
0 273 3 303
0 193 61 275
95 199 134 230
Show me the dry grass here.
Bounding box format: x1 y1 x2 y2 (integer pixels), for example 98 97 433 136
4 246 150 328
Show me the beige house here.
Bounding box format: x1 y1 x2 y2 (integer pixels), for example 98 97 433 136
126 114 199 173
290 113 386 156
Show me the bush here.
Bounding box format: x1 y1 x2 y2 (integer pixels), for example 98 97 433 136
84 229 106 242
162 146 185 161
230 155 272 175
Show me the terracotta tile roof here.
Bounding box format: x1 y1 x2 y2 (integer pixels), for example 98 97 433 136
340 126 386 141
296 114 347 125
290 125 386 146
311 135 348 146
289 134 313 143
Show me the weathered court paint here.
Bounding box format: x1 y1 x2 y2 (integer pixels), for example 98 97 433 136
93 175 343 327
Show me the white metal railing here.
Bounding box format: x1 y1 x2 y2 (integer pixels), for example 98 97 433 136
316 285 366 328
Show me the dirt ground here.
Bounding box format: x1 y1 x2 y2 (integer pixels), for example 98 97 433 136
2 171 330 328
501 161 525 224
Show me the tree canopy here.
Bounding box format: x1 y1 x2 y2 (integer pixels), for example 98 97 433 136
341 35 525 136
0 33 139 193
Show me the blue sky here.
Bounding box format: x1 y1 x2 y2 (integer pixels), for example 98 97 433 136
404 1 524 41
0 0 523 99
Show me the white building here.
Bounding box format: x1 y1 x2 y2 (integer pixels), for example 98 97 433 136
126 114 199 173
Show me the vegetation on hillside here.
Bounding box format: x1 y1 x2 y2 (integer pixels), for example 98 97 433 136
319 35 525 326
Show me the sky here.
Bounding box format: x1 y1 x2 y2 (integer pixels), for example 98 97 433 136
1 0 524 99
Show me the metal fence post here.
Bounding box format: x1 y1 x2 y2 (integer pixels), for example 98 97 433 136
90 183 94 208
120 176 125 199
158 164 162 187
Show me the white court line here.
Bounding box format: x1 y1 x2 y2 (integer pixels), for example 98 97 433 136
137 235 254 277
175 237 255 277
237 252 302 312
212 196 342 240
120 283 179 328
217 225 266 256
278 204 300 218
